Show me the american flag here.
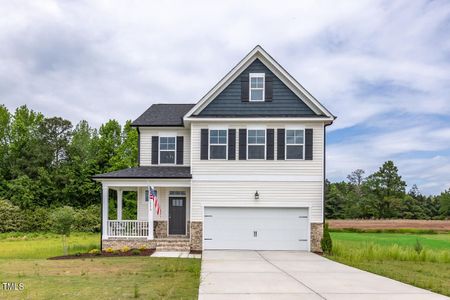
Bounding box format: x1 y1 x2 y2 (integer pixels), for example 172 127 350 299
149 186 161 215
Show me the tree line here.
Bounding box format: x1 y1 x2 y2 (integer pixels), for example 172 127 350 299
325 161 450 219
0 105 448 233
0 105 139 231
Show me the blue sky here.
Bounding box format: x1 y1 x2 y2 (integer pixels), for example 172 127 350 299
1 1 449 194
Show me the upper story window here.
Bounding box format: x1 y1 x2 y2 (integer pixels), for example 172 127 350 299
247 129 265 159
286 129 304 159
249 73 265 101
209 129 227 159
159 136 176 164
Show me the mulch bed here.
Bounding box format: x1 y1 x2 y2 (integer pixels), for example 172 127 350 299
189 250 202 255
48 248 155 260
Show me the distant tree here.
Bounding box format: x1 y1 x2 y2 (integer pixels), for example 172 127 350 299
438 189 450 218
38 117 72 165
364 161 406 218
347 169 365 186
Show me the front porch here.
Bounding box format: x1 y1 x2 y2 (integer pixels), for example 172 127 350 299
99 178 191 250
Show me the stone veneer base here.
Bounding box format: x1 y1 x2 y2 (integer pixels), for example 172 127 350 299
154 220 168 238
190 221 203 251
102 239 157 251
310 223 323 252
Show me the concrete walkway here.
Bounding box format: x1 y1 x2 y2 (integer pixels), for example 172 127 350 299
199 250 447 300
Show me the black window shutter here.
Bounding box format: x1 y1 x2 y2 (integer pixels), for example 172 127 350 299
265 76 273 102
305 129 313 160
241 76 249 102
228 129 236 160
151 136 159 165
176 136 184 165
200 129 209 160
239 129 247 160
266 129 274 160
277 129 285 160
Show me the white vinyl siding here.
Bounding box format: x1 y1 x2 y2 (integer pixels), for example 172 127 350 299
139 128 190 166
137 186 190 222
191 122 324 176
190 121 325 223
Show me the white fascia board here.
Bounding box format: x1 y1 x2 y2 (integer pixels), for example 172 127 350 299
93 178 191 187
183 45 335 120
184 117 334 123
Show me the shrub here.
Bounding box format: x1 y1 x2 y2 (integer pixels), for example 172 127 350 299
89 249 101 255
131 249 140 256
105 247 114 253
73 205 101 232
120 246 131 253
0 199 22 232
21 207 52 232
414 239 423 254
321 223 333 254
138 245 147 251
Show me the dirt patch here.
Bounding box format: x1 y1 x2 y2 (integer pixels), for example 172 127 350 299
48 248 155 260
328 219 450 231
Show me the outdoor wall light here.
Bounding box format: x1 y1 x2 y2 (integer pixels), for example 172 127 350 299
254 191 259 200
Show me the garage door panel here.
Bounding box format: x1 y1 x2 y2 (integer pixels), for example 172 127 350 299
204 207 309 251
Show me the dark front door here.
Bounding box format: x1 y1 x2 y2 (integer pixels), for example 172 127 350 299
169 197 186 235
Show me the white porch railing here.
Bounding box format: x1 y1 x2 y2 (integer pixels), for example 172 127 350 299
107 220 149 238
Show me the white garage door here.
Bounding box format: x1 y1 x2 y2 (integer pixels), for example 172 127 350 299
203 207 309 251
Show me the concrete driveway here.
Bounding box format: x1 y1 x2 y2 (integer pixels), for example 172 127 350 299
199 250 447 300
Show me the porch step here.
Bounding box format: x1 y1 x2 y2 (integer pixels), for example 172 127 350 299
156 239 191 252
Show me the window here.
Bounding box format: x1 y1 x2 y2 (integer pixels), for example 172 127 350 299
249 73 265 101
247 129 265 159
209 129 227 159
171 199 184 207
159 136 176 164
286 129 304 159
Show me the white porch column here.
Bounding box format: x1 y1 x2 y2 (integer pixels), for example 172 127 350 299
117 189 123 220
102 184 109 239
147 187 154 240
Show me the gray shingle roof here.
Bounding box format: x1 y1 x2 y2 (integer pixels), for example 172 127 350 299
131 104 195 127
92 166 191 179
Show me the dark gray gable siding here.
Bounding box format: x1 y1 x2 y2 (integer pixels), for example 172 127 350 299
196 59 318 117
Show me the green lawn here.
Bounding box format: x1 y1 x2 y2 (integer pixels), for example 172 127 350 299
0 232 201 299
329 232 450 296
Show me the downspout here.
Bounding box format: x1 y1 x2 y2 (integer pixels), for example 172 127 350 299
137 127 141 167
100 183 103 251
323 120 334 225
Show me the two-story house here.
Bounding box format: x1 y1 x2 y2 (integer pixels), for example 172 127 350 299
93 46 335 252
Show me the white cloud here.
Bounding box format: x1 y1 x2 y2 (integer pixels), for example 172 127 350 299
0 0 449 193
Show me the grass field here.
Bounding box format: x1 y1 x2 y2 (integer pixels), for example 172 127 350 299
329 232 450 296
0 232 201 299
0 232 99 259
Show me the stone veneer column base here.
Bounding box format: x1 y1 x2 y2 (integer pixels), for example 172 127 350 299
310 223 323 252
154 220 168 238
102 239 157 251
190 221 203 251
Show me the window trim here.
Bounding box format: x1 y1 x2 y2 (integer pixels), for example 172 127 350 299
247 128 266 160
208 128 228 160
158 136 177 165
285 129 305 160
249 73 265 102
